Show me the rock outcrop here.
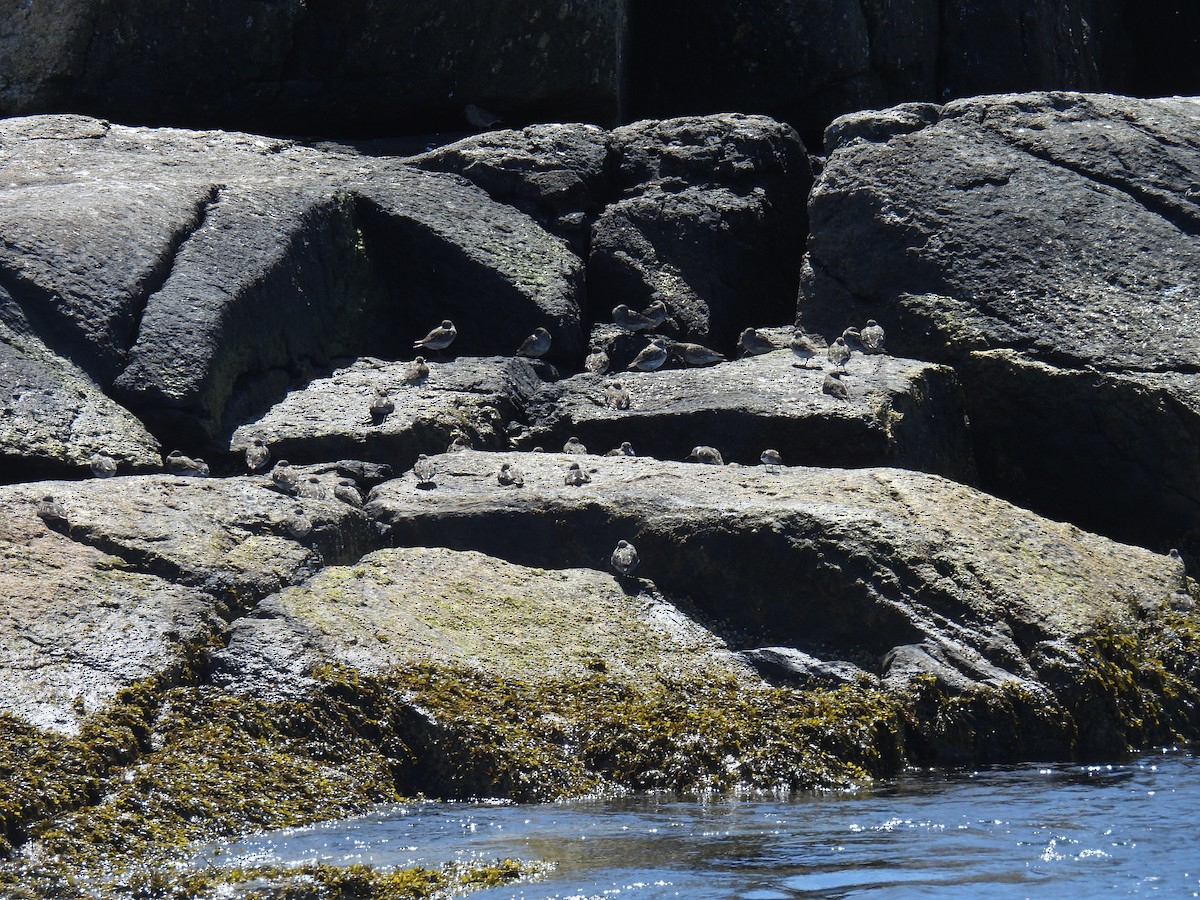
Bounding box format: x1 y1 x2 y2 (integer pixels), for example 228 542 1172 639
800 92 1200 552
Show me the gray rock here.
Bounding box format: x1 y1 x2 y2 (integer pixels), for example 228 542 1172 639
230 356 541 472
522 348 976 479
740 647 877 690
366 452 1181 716
800 92 1200 552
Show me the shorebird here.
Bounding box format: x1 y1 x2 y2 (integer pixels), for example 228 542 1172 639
627 339 669 372
447 435 472 452
370 388 394 426
761 449 783 472
89 452 117 478
165 450 209 477
790 331 822 369
841 326 863 352
827 337 851 370
465 103 503 129
739 328 777 356
641 299 670 327
611 540 640 576
605 441 636 457
413 454 437 486
334 478 363 506
612 304 657 333
36 495 67 527
497 462 525 487
414 320 457 355
298 476 329 500
401 356 430 385
271 459 299 494
245 438 271 473
823 371 849 399
584 347 609 375
670 341 725 367
687 445 724 465
860 319 886 354
563 436 588 454
564 461 591 486
517 327 552 358
284 505 312 541
604 381 632 410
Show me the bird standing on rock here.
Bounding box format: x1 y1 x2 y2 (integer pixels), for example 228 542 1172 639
860 319 886 354
402 356 430 385
89 452 117 478
517 327 552 358
165 450 209 477
497 462 525 487
670 341 725 367
612 304 657 333
823 371 849 399
627 339 669 372
245 438 271 472
370 388 394 426
564 461 591 486
270 460 299 494
414 320 457 355
761 449 783 472
334 478 363 506
789 331 821 369
584 347 609 375
465 103 504 129
687 445 724 465
841 327 863 352
827 337 851 370
739 328 777 356
611 540 640 576
413 454 437 486
563 436 588 454
641 299 670 327
605 441 636 457
447 435 472 452
36 495 68 527
604 381 632 410
284 505 313 541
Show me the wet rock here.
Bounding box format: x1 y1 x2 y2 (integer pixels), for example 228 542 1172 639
800 92 1200 551
368 452 1180 700
522 349 975 479
740 648 877 690
229 356 541 472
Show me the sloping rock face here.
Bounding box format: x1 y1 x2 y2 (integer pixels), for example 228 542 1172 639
522 348 975 479
0 0 628 135
0 115 584 448
414 114 812 352
230 356 541 470
800 92 1200 551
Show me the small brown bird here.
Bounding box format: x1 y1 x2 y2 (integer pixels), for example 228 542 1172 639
271 460 299 494
611 540 640 576
414 320 457 354
687 445 724 465
604 381 632 410
827 337 851 370
517 327 552 358
823 371 850 399
413 454 437 486
402 356 430 385
447 435 473 452
860 319 886 354
284 505 313 541
465 103 504 130
789 331 822 369
370 388 394 426
760 449 783 472
605 441 636 457
739 328 777 356
334 478 363 506
627 339 669 372
584 347 610 375
497 462 525 487
841 327 863 352
298 476 330 500
245 438 271 472
165 450 209 477
641 299 670 327
89 452 117 478
36 495 68 527
563 436 588 454
670 341 725 367
612 304 657 333
564 461 591 486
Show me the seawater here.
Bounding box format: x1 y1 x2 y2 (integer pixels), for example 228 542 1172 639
198 752 1200 898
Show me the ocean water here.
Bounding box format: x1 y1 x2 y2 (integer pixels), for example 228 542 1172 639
199 752 1200 898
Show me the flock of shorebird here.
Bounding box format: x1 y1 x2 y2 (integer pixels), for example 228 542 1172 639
34 301 887 580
